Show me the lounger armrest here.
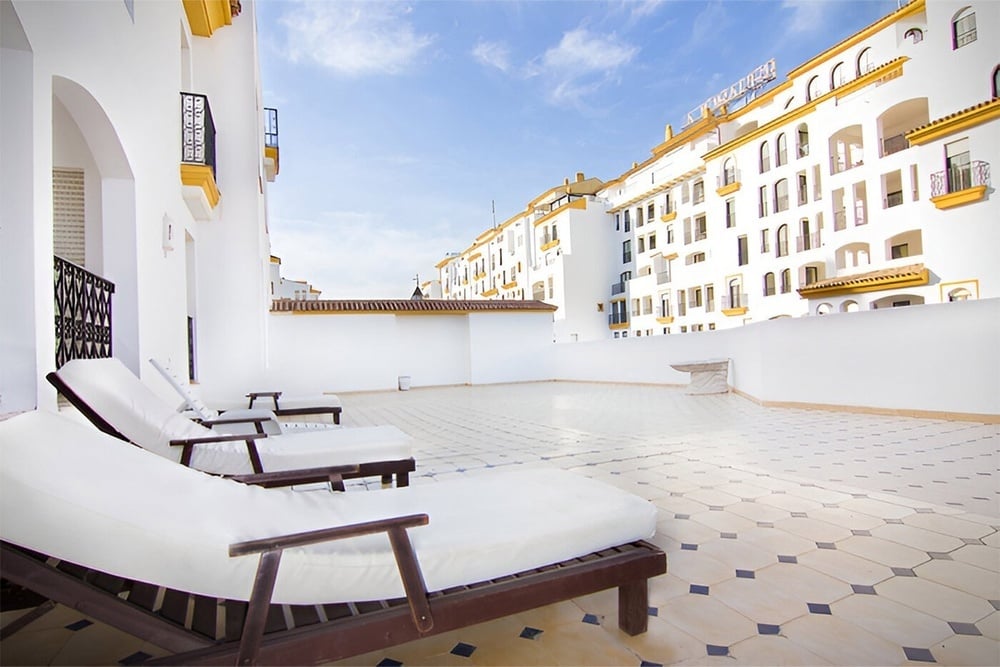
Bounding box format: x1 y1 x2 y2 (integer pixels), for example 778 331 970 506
168 433 267 447
227 464 361 489
229 514 433 663
199 416 272 428
247 391 282 399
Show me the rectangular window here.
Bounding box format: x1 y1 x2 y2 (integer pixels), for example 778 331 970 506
636 206 644 227
891 243 909 259
649 233 657 250
689 287 703 308
695 215 707 241
945 139 971 193
624 210 631 232
725 198 736 228
737 235 749 266
812 165 822 200
681 182 690 204
647 203 655 222
954 11 977 48
622 240 632 264
692 180 705 204
666 225 674 244
759 186 769 217
797 172 808 206
615 213 621 231
637 237 645 254
805 266 819 285
760 229 770 253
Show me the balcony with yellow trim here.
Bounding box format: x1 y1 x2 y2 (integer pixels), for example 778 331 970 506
660 210 677 223
264 107 279 182
183 0 239 38
502 280 518 290
929 162 990 210
797 263 928 298
472 271 487 282
721 293 748 317
179 92 220 221
540 238 560 252
608 313 629 330
716 170 741 197
482 287 498 297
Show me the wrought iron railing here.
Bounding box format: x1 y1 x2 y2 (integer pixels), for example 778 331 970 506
722 293 749 309
181 92 216 176
881 133 909 156
656 270 671 285
264 107 279 149
796 231 822 252
611 281 626 296
608 312 628 326
53 255 115 368
930 161 990 197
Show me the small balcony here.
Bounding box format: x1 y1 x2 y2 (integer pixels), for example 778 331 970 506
54 255 115 368
610 282 626 297
716 170 742 196
180 92 219 220
930 161 991 210
721 293 749 317
264 107 279 182
608 312 628 328
656 271 671 285
833 209 847 231
880 133 909 157
796 231 822 252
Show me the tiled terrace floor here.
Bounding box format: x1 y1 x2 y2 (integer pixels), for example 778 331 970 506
2 382 998 666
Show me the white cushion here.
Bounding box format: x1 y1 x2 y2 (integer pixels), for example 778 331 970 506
55 358 411 475
0 411 657 605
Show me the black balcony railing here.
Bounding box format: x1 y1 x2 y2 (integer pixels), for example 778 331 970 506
611 282 626 296
930 161 991 197
608 312 628 326
54 255 115 368
264 107 279 149
181 92 216 176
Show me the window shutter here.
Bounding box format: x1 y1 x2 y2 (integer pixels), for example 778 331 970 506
53 168 85 266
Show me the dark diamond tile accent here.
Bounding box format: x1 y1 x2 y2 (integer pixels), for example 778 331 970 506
790 512 808 518
736 569 755 579
822 503 839 508
948 621 981 636
520 626 544 640
851 493 867 498
891 567 916 577
991 600 1000 610
757 623 780 635
807 603 832 615
376 660 404 667
915 508 933 513
757 521 774 528
65 619 93 631
581 613 600 625
675 513 690 520
648 607 658 617
709 505 725 511
706 644 729 656
903 646 936 662
721 532 738 539
778 555 797 564
851 584 877 595
961 537 983 545
681 543 698 551
119 652 153 666
851 529 871 536
690 584 710 595
450 642 477 658
816 542 837 550
885 518 904 524
927 552 953 560
640 661 663 667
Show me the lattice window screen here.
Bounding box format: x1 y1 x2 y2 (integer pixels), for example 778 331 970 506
53 168 85 266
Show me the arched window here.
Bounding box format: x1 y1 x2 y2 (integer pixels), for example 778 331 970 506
759 141 771 173
948 287 972 302
807 75 821 101
763 272 775 296
776 133 788 166
780 268 792 294
776 224 789 257
952 7 977 49
784 96 795 110
831 62 845 89
775 179 789 212
856 47 873 76
993 65 1000 98
728 278 743 309
817 303 833 315
841 300 859 313
904 28 923 44
796 123 809 158
723 157 736 185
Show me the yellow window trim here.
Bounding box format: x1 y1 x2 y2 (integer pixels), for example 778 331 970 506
722 307 748 317
930 185 987 210
703 58 908 162
656 316 674 324
472 272 486 281
502 281 518 290
468 252 483 262
716 181 741 197
906 98 1000 146
179 163 220 208
938 279 979 301
540 238 561 251
532 198 586 227
609 322 629 330
183 0 233 38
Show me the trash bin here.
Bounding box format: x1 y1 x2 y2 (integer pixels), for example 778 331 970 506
398 375 412 391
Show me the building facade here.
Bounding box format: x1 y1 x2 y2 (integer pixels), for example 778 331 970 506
436 0 999 340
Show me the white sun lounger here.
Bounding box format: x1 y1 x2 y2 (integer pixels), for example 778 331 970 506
0 411 665 664
47 358 414 484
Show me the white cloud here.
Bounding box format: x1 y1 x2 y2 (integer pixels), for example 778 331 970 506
278 2 435 76
527 28 638 108
781 0 834 34
472 39 511 73
270 213 464 299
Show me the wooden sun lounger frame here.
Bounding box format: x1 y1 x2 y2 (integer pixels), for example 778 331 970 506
46 371 414 487
245 391 342 425
2 521 665 666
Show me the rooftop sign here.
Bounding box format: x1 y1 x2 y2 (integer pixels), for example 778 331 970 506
683 59 777 126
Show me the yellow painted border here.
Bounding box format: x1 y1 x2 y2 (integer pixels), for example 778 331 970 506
930 185 987 210
938 279 979 302
533 197 586 227
481 287 498 297
540 239 561 251
608 322 629 330
264 145 279 175
716 181 741 196
179 163 220 208
660 211 677 223
502 281 518 290
907 98 1000 145
722 306 748 317
656 316 674 324
183 0 233 38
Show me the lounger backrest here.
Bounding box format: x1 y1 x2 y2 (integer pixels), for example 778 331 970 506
54 358 210 462
148 357 217 421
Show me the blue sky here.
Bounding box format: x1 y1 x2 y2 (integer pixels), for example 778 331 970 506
257 0 896 298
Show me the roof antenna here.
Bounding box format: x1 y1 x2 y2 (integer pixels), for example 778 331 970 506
492 200 497 229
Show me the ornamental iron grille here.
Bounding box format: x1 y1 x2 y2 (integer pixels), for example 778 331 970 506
180 92 216 176
930 161 990 197
54 255 115 368
264 107 279 149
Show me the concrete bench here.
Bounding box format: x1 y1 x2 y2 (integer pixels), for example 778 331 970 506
670 359 730 395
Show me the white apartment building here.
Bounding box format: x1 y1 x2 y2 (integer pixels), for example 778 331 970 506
437 173 614 342
1 0 279 411
269 255 321 301
436 0 999 341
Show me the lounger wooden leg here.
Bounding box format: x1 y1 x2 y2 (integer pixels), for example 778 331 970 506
618 579 648 635
381 474 393 486
237 550 282 666
397 472 409 488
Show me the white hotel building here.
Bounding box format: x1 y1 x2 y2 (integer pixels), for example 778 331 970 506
438 0 999 341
